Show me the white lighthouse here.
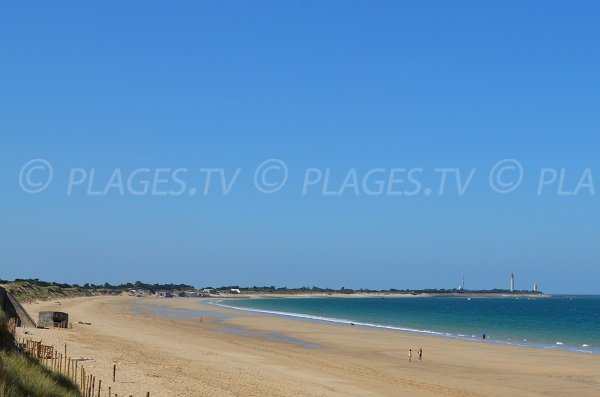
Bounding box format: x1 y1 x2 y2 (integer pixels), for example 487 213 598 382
510 273 515 292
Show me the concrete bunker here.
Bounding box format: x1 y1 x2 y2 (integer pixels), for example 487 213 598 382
38 311 69 328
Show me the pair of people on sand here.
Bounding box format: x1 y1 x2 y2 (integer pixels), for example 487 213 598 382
408 348 423 362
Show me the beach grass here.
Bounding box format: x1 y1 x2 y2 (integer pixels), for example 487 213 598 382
1 281 94 303
0 310 81 397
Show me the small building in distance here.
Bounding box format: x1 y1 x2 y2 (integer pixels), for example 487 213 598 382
38 311 69 329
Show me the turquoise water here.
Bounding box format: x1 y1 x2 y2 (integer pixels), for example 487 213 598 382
216 296 600 354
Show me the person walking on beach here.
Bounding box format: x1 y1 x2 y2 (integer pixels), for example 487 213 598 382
482 333 486 342
418 348 423 361
408 349 412 362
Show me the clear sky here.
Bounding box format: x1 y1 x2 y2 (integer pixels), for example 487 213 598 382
1 1 599 293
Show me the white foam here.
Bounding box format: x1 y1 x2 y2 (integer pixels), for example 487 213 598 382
211 300 447 337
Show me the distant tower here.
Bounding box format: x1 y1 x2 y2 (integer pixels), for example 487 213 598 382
462 276 465 291
510 273 515 292
533 283 538 292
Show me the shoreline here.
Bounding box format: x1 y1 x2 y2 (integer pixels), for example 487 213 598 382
208 298 597 355
18 296 600 397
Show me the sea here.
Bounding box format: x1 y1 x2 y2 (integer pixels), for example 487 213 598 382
214 296 600 354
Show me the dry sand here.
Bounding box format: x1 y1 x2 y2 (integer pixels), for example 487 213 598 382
18 296 600 397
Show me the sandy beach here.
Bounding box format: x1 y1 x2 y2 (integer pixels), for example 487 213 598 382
18 296 600 397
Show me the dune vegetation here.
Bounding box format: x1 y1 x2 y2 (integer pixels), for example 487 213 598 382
0 310 81 397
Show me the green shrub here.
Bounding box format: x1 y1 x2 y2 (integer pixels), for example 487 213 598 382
0 312 15 352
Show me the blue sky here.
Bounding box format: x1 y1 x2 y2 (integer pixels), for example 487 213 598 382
1 1 599 293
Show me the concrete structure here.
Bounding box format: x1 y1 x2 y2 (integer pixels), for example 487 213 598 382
510 273 515 292
38 311 69 328
0 286 37 328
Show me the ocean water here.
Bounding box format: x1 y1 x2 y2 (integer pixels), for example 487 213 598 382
215 296 600 354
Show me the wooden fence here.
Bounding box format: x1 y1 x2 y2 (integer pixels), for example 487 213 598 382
19 338 151 397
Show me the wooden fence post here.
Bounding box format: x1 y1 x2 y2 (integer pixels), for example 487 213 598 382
15 340 152 397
